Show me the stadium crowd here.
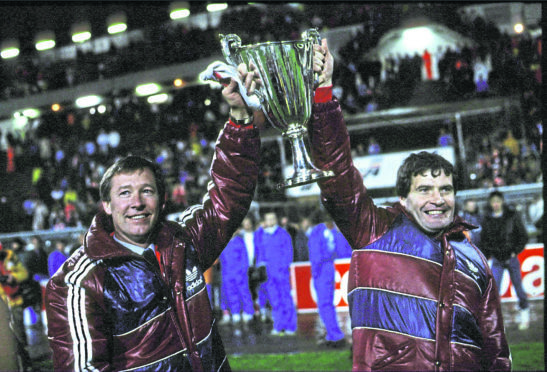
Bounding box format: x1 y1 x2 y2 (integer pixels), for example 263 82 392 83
0 4 542 237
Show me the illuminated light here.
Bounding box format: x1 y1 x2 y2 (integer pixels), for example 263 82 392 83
89 107 96 114
97 104 106 114
108 23 127 34
72 31 92 43
170 2 190 19
51 103 61 112
147 93 170 104
36 39 55 51
207 3 228 12
173 78 185 87
14 115 28 129
21 108 41 118
170 9 190 19
1 47 19 59
35 30 56 51
204 98 212 106
401 26 434 54
135 83 161 96
75 95 102 108
514 23 524 34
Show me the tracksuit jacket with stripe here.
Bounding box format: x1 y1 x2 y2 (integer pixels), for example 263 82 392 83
308 98 511 371
45 123 260 371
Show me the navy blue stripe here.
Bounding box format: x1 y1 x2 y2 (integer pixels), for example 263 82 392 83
362 215 444 265
349 288 437 340
452 305 483 348
452 240 488 294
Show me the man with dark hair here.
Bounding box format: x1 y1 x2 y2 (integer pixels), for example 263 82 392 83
45 63 262 371
480 190 530 330
308 39 510 370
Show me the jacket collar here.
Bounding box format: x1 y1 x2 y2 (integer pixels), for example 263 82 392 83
84 210 182 260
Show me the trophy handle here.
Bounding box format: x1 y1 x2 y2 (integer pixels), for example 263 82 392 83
302 28 322 88
220 34 243 67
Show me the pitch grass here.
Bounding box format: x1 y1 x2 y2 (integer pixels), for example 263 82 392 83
32 341 544 371
228 342 544 371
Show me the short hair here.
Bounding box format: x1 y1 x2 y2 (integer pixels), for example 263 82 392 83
488 190 504 201
396 151 456 198
100 156 165 203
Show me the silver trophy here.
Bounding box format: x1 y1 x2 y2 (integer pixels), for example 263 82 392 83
220 29 334 189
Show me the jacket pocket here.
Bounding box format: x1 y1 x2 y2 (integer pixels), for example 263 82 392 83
371 339 415 370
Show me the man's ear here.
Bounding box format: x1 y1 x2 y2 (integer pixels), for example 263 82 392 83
102 201 112 215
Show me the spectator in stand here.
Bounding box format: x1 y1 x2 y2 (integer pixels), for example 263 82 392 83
26 236 49 280
308 213 347 348
479 191 530 330
438 127 454 147
32 199 50 231
0 247 34 371
254 212 297 335
367 137 381 155
502 129 520 159
47 240 68 277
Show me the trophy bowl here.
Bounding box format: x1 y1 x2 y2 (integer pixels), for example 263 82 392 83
220 29 334 189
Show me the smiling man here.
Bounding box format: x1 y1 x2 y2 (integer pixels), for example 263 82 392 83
45 62 262 371
307 39 511 371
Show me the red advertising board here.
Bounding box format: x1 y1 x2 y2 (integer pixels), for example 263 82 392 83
290 244 544 312
498 244 544 301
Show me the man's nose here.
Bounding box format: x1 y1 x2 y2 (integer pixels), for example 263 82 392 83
130 193 145 208
431 189 445 204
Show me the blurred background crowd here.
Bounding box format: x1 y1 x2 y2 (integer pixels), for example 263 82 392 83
0 3 542 238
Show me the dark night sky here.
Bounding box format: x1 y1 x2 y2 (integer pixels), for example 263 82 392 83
0 2 173 47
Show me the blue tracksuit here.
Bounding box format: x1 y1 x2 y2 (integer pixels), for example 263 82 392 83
308 223 345 342
255 225 297 332
219 234 254 316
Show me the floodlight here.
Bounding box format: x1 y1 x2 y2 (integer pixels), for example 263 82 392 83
108 12 127 34
136 83 162 96
72 22 92 43
170 1 191 19
207 3 228 12
147 93 170 104
75 95 102 108
1 39 20 59
35 31 56 51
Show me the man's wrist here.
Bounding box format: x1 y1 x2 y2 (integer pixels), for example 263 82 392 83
315 85 333 103
230 107 253 120
229 108 255 128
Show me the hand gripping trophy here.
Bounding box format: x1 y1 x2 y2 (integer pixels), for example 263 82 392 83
202 29 334 189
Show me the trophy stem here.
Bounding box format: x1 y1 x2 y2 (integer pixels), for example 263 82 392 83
279 124 334 189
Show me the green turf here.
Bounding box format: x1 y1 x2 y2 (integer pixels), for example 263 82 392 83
30 341 545 371
228 342 545 371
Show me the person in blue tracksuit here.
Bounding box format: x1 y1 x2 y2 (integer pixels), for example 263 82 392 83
255 212 297 335
219 229 255 325
308 215 347 347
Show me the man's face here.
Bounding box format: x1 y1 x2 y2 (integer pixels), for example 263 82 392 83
264 213 277 228
242 217 253 231
489 196 504 214
102 168 162 247
400 169 455 234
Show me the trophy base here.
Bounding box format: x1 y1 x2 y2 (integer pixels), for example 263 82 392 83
277 169 335 189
